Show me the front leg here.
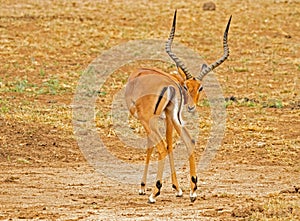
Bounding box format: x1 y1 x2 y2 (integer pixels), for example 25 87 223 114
173 122 198 202
189 152 198 202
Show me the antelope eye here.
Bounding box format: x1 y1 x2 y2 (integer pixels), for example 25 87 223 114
183 85 188 91
198 86 203 92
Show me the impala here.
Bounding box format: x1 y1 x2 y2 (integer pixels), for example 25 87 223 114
125 10 232 203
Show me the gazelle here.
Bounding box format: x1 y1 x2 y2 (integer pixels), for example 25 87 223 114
125 10 232 203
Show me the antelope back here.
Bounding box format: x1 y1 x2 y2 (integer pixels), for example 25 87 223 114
125 68 185 118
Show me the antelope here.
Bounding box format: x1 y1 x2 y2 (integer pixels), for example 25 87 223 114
125 10 232 203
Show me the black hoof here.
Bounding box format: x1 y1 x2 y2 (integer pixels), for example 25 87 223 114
139 189 146 195
190 196 197 202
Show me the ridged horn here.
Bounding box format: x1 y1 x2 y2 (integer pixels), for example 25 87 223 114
166 10 193 79
197 15 232 80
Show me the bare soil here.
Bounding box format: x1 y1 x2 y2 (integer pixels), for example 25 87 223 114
0 0 299 220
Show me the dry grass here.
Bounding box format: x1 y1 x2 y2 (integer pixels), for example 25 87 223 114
0 0 299 220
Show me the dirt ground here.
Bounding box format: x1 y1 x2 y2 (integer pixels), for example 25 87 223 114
0 0 299 220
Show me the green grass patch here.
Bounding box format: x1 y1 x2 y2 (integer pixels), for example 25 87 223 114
233 67 249 73
0 98 10 114
0 76 72 95
198 98 210 107
263 99 283 109
41 77 60 95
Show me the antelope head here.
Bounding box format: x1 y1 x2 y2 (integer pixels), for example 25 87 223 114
166 10 232 112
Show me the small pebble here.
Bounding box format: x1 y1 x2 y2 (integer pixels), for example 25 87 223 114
203 2 216 11
257 142 266 148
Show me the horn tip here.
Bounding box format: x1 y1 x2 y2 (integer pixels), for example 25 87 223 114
225 15 232 34
228 15 232 26
173 10 177 27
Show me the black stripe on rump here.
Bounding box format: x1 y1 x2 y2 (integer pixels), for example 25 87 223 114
169 86 175 101
177 85 183 125
154 87 168 114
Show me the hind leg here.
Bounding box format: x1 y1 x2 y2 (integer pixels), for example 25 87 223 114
139 137 154 195
165 111 182 197
148 139 167 203
147 117 168 203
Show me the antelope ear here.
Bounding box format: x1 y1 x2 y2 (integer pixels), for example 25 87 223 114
201 63 207 72
177 66 186 81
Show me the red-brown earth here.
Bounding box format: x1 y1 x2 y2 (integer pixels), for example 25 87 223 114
0 0 299 220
